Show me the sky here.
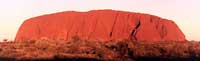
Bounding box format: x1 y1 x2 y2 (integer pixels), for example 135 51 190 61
0 0 199 41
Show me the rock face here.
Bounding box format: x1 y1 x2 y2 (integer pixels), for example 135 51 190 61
15 10 186 41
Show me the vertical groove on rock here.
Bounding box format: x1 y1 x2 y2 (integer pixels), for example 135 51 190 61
81 13 86 38
160 25 165 39
131 20 141 41
78 13 86 37
122 13 129 39
126 14 131 39
163 25 167 38
163 22 168 40
110 12 119 38
66 19 75 40
36 23 41 39
88 14 99 40
150 16 153 23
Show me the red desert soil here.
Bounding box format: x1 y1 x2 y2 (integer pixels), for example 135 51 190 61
15 10 185 41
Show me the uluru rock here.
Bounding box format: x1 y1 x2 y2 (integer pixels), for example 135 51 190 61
15 10 186 41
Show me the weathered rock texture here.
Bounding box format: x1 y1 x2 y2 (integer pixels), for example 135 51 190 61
15 10 186 41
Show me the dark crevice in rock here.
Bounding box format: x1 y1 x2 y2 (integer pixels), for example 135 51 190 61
150 16 153 23
110 12 119 37
130 20 141 40
109 32 112 38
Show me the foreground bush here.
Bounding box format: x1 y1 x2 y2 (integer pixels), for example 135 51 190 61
0 37 199 61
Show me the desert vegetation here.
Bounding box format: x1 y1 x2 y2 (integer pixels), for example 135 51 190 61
0 36 200 61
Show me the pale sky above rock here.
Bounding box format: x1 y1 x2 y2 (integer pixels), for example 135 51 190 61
0 0 199 41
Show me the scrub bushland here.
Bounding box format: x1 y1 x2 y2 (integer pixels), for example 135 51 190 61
0 36 199 61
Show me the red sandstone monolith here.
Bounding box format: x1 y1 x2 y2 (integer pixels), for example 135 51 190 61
15 10 186 41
